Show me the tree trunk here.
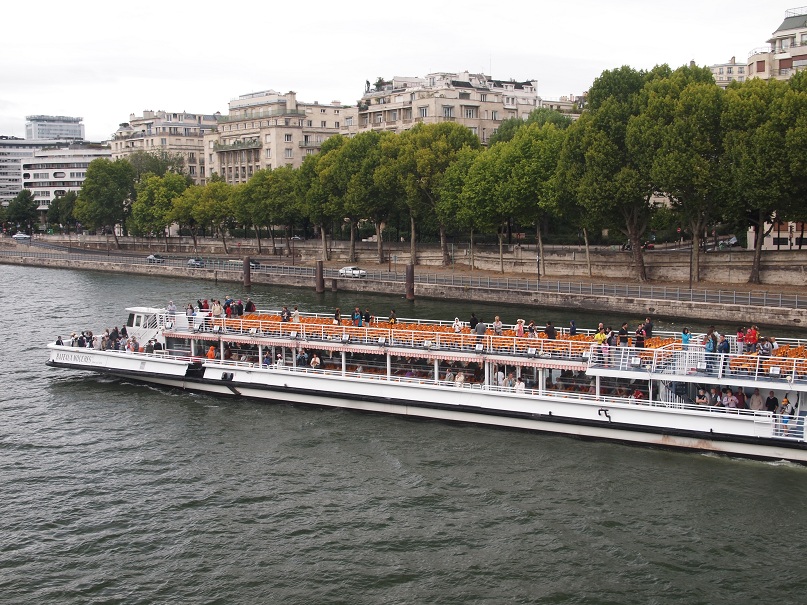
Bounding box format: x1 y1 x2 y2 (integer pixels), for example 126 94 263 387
748 210 768 284
220 229 229 255
190 228 198 253
536 226 545 279
583 227 592 277
439 224 450 266
320 223 329 261
255 227 262 255
111 227 120 249
375 222 384 264
349 220 356 263
470 229 475 271
498 228 505 273
629 234 646 281
409 215 417 265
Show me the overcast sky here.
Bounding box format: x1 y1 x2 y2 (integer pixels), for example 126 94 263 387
0 1 788 141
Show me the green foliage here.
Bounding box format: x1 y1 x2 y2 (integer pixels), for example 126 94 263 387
131 172 188 236
74 158 136 235
488 108 572 146
126 150 187 181
47 191 78 233
6 189 38 231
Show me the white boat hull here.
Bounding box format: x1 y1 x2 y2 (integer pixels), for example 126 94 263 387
47 345 807 463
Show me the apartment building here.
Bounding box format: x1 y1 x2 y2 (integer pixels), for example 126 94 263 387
710 56 747 88
0 137 66 206
342 71 550 143
22 146 111 218
111 110 219 185
25 115 85 141
747 6 807 81
205 90 345 184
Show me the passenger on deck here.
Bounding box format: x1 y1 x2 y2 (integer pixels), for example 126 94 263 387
515 319 525 337
681 328 691 347
749 388 764 411
275 354 284 368
469 313 479 330
493 316 503 336
207 346 217 359
245 298 256 313
515 377 525 393
765 391 779 413
292 306 301 323
211 300 223 317
167 301 177 316
363 308 372 326
634 324 646 349
55 335 64 346
186 304 195 317
389 309 397 325
474 319 487 340
545 321 556 340
695 388 708 405
452 317 463 333
444 368 455 383
310 353 321 370
352 307 362 326
281 306 291 322
569 320 577 336
736 327 745 354
504 372 516 389
643 317 653 339
455 371 466 386
334 308 342 324
618 322 629 347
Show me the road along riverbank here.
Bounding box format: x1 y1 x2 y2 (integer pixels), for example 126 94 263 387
3 254 804 328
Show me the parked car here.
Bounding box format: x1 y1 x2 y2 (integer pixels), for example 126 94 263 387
187 257 205 268
12 233 31 241
338 265 367 278
290 235 303 241
146 254 166 264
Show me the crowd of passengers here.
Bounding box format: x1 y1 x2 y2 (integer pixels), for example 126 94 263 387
55 326 163 354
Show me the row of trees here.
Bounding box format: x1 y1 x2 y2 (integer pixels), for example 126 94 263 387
55 64 807 284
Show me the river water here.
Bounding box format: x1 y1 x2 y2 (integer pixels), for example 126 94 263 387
2 265 806 604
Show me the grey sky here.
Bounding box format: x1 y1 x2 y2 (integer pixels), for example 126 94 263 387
0 0 787 141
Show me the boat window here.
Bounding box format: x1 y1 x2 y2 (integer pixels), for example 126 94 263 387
127 313 135 327
134 315 142 328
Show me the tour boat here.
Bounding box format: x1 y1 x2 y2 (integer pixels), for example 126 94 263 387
46 306 807 463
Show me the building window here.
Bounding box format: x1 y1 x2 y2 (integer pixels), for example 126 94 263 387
284 148 293 159
492 110 499 121
375 113 383 123
306 120 313 127
320 108 326 113
334 109 340 114
284 134 292 142
345 116 354 126
161 138 167 145
480 93 487 102
306 149 315 155
265 134 271 143
470 127 478 136
321 121 327 128
334 121 340 128
442 106 454 118
727 66 733 74
266 148 272 158
464 107 477 119
419 106 428 118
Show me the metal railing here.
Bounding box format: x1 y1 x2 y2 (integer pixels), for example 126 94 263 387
2 248 805 309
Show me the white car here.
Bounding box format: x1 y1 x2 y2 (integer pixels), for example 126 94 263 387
12 232 31 241
338 265 367 278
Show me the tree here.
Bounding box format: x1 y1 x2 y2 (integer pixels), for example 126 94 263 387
7 189 38 233
169 185 203 251
131 172 188 240
47 191 78 234
722 78 792 283
74 158 136 247
557 67 653 281
628 66 725 284
126 150 187 181
390 123 481 265
192 181 233 254
435 145 481 267
506 123 567 275
488 108 572 146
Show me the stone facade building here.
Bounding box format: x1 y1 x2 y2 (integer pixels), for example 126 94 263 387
111 110 219 185
710 56 747 88
342 71 579 143
747 6 807 82
204 90 346 184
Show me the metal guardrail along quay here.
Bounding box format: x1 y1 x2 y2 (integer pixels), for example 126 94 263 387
1 249 804 310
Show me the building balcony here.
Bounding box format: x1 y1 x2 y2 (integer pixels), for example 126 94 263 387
299 140 322 147
216 108 307 122
213 139 262 151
